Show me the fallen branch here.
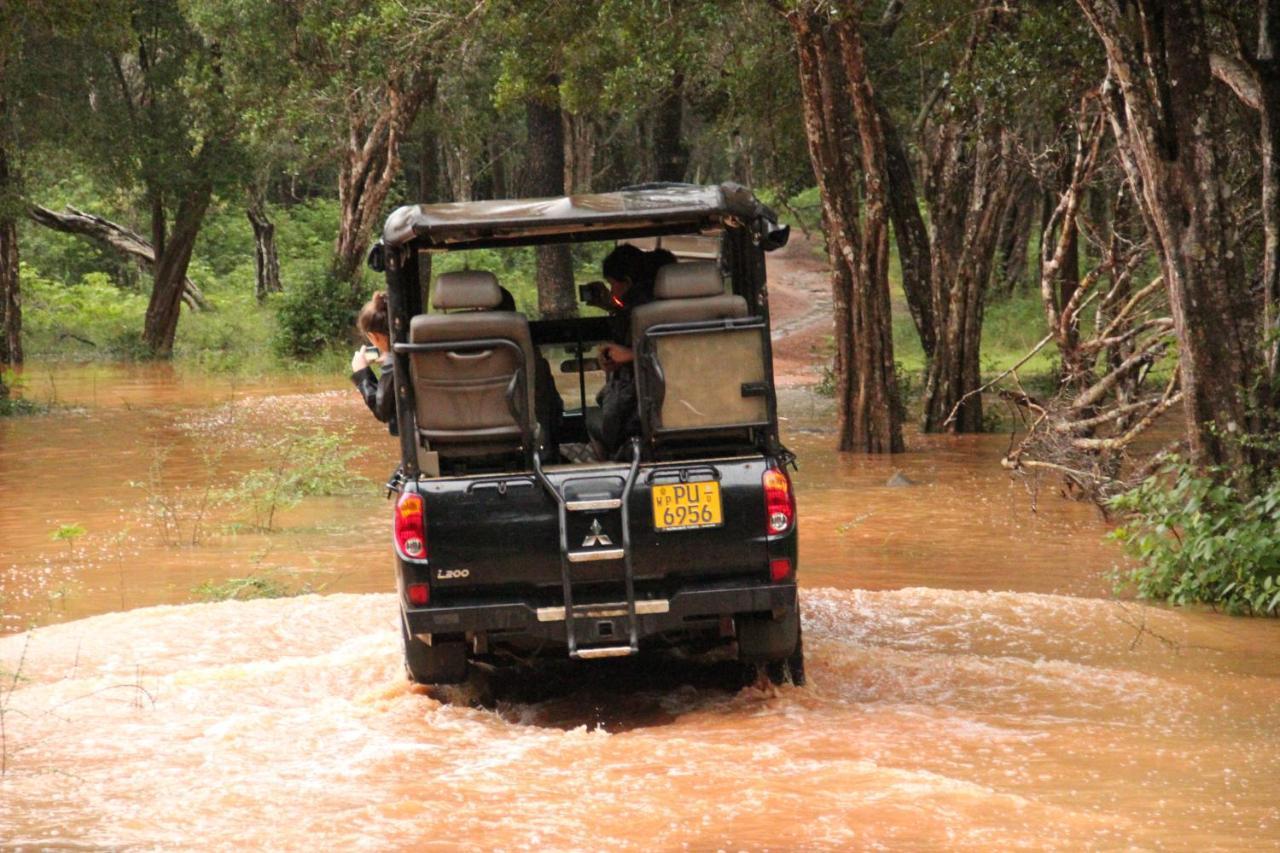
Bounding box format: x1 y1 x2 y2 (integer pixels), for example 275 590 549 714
943 331 1054 428
27 205 207 310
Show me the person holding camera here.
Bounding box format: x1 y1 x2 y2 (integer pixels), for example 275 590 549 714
587 245 675 458
350 291 398 435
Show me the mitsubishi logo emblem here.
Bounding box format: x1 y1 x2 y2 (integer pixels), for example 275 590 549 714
582 518 613 548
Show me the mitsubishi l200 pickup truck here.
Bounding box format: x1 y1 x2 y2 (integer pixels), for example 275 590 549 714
368 182 802 687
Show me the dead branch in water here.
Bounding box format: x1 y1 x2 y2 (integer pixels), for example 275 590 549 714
993 97 1179 504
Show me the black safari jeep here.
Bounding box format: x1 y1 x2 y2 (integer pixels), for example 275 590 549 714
369 182 802 686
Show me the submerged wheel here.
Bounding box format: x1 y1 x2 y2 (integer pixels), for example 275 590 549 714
785 628 806 686
739 607 805 687
762 632 805 686
401 611 468 685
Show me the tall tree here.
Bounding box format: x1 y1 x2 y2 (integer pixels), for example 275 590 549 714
0 94 19 367
246 188 281 302
43 1 244 356
194 0 479 291
828 2 1015 433
526 76 576 317
652 72 689 183
781 3 903 452
1078 0 1263 468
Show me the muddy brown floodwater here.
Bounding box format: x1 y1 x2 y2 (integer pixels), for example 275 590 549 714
2 364 1280 850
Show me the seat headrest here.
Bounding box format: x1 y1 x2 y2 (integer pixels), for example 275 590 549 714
433 271 502 310
653 261 725 299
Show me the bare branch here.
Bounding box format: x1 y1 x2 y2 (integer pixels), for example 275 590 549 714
1210 51 1262 110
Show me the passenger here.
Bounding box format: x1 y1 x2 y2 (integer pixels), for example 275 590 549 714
350 291 397 435
589 246 676 458
352 283 563 457
496 286 564 458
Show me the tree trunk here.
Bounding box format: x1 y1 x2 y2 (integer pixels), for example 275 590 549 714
997 185 1038 296
27 205 206 309
922 125 1013 433
837 17 904 452
479 131 507 200
444 142 473 202
563 111 596 194
0 132 20 366
1257 0 1280 378
879 101 935 360
787 6 902 453
526 80 576 318
418 77 442 204
334 81 431 289
653 72 689 183
1079 0 1258 468
246 193 281 302
143 187 211 357
0 215 17 366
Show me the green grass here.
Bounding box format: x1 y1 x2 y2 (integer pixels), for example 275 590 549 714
193 571 320 602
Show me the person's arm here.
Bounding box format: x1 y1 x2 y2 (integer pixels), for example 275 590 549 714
351 348 394 423
599 343 634 366
373 355 396 424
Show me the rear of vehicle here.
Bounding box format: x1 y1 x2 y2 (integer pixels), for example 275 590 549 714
372 183 802 685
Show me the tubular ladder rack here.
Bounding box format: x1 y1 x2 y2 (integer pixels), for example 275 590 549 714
532 438 643 659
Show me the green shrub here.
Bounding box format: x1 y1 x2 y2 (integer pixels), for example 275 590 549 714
1109 460 1280 615
0 370 46 416
222 427 366 531
20 265 150 358
272 272 359 360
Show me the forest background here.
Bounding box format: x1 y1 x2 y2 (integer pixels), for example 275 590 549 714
1 0 1278 613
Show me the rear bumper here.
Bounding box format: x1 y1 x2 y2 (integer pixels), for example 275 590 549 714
404 580 797 644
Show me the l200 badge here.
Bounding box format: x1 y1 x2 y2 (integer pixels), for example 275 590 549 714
436 569 470 580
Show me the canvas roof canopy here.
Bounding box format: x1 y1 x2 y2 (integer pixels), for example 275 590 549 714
379 182 783 252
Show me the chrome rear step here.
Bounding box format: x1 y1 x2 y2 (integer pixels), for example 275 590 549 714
536 599 670 622
575 646 635 660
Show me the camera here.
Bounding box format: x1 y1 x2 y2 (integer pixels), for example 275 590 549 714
578 280 612 310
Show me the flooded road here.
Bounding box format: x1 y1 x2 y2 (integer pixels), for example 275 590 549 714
3 366 1280 849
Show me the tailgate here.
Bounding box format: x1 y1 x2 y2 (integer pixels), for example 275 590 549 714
419 455 773 595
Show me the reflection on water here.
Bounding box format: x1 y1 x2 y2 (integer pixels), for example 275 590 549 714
2 365 1279 848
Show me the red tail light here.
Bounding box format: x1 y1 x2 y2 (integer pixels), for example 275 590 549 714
770 558 793 582
763 468 795 535
395 492 427 559
407 583 430 606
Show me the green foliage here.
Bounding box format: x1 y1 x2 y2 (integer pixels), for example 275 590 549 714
0 371 45 416
0 397 43 417
193 571 319 602
272 273 358 360
50 523 86 547
222 428 366 532
1109 461 1280 615
20 264 150 358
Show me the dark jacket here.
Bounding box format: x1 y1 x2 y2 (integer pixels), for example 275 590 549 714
351 357 398 435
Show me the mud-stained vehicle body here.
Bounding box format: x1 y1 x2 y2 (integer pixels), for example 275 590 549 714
370 182 802 686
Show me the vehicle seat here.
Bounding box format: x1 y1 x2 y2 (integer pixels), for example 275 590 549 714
630 261 748 340
407 271 538 465
629 261 767 439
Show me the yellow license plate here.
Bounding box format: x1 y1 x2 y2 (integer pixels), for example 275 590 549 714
652 481 723 531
